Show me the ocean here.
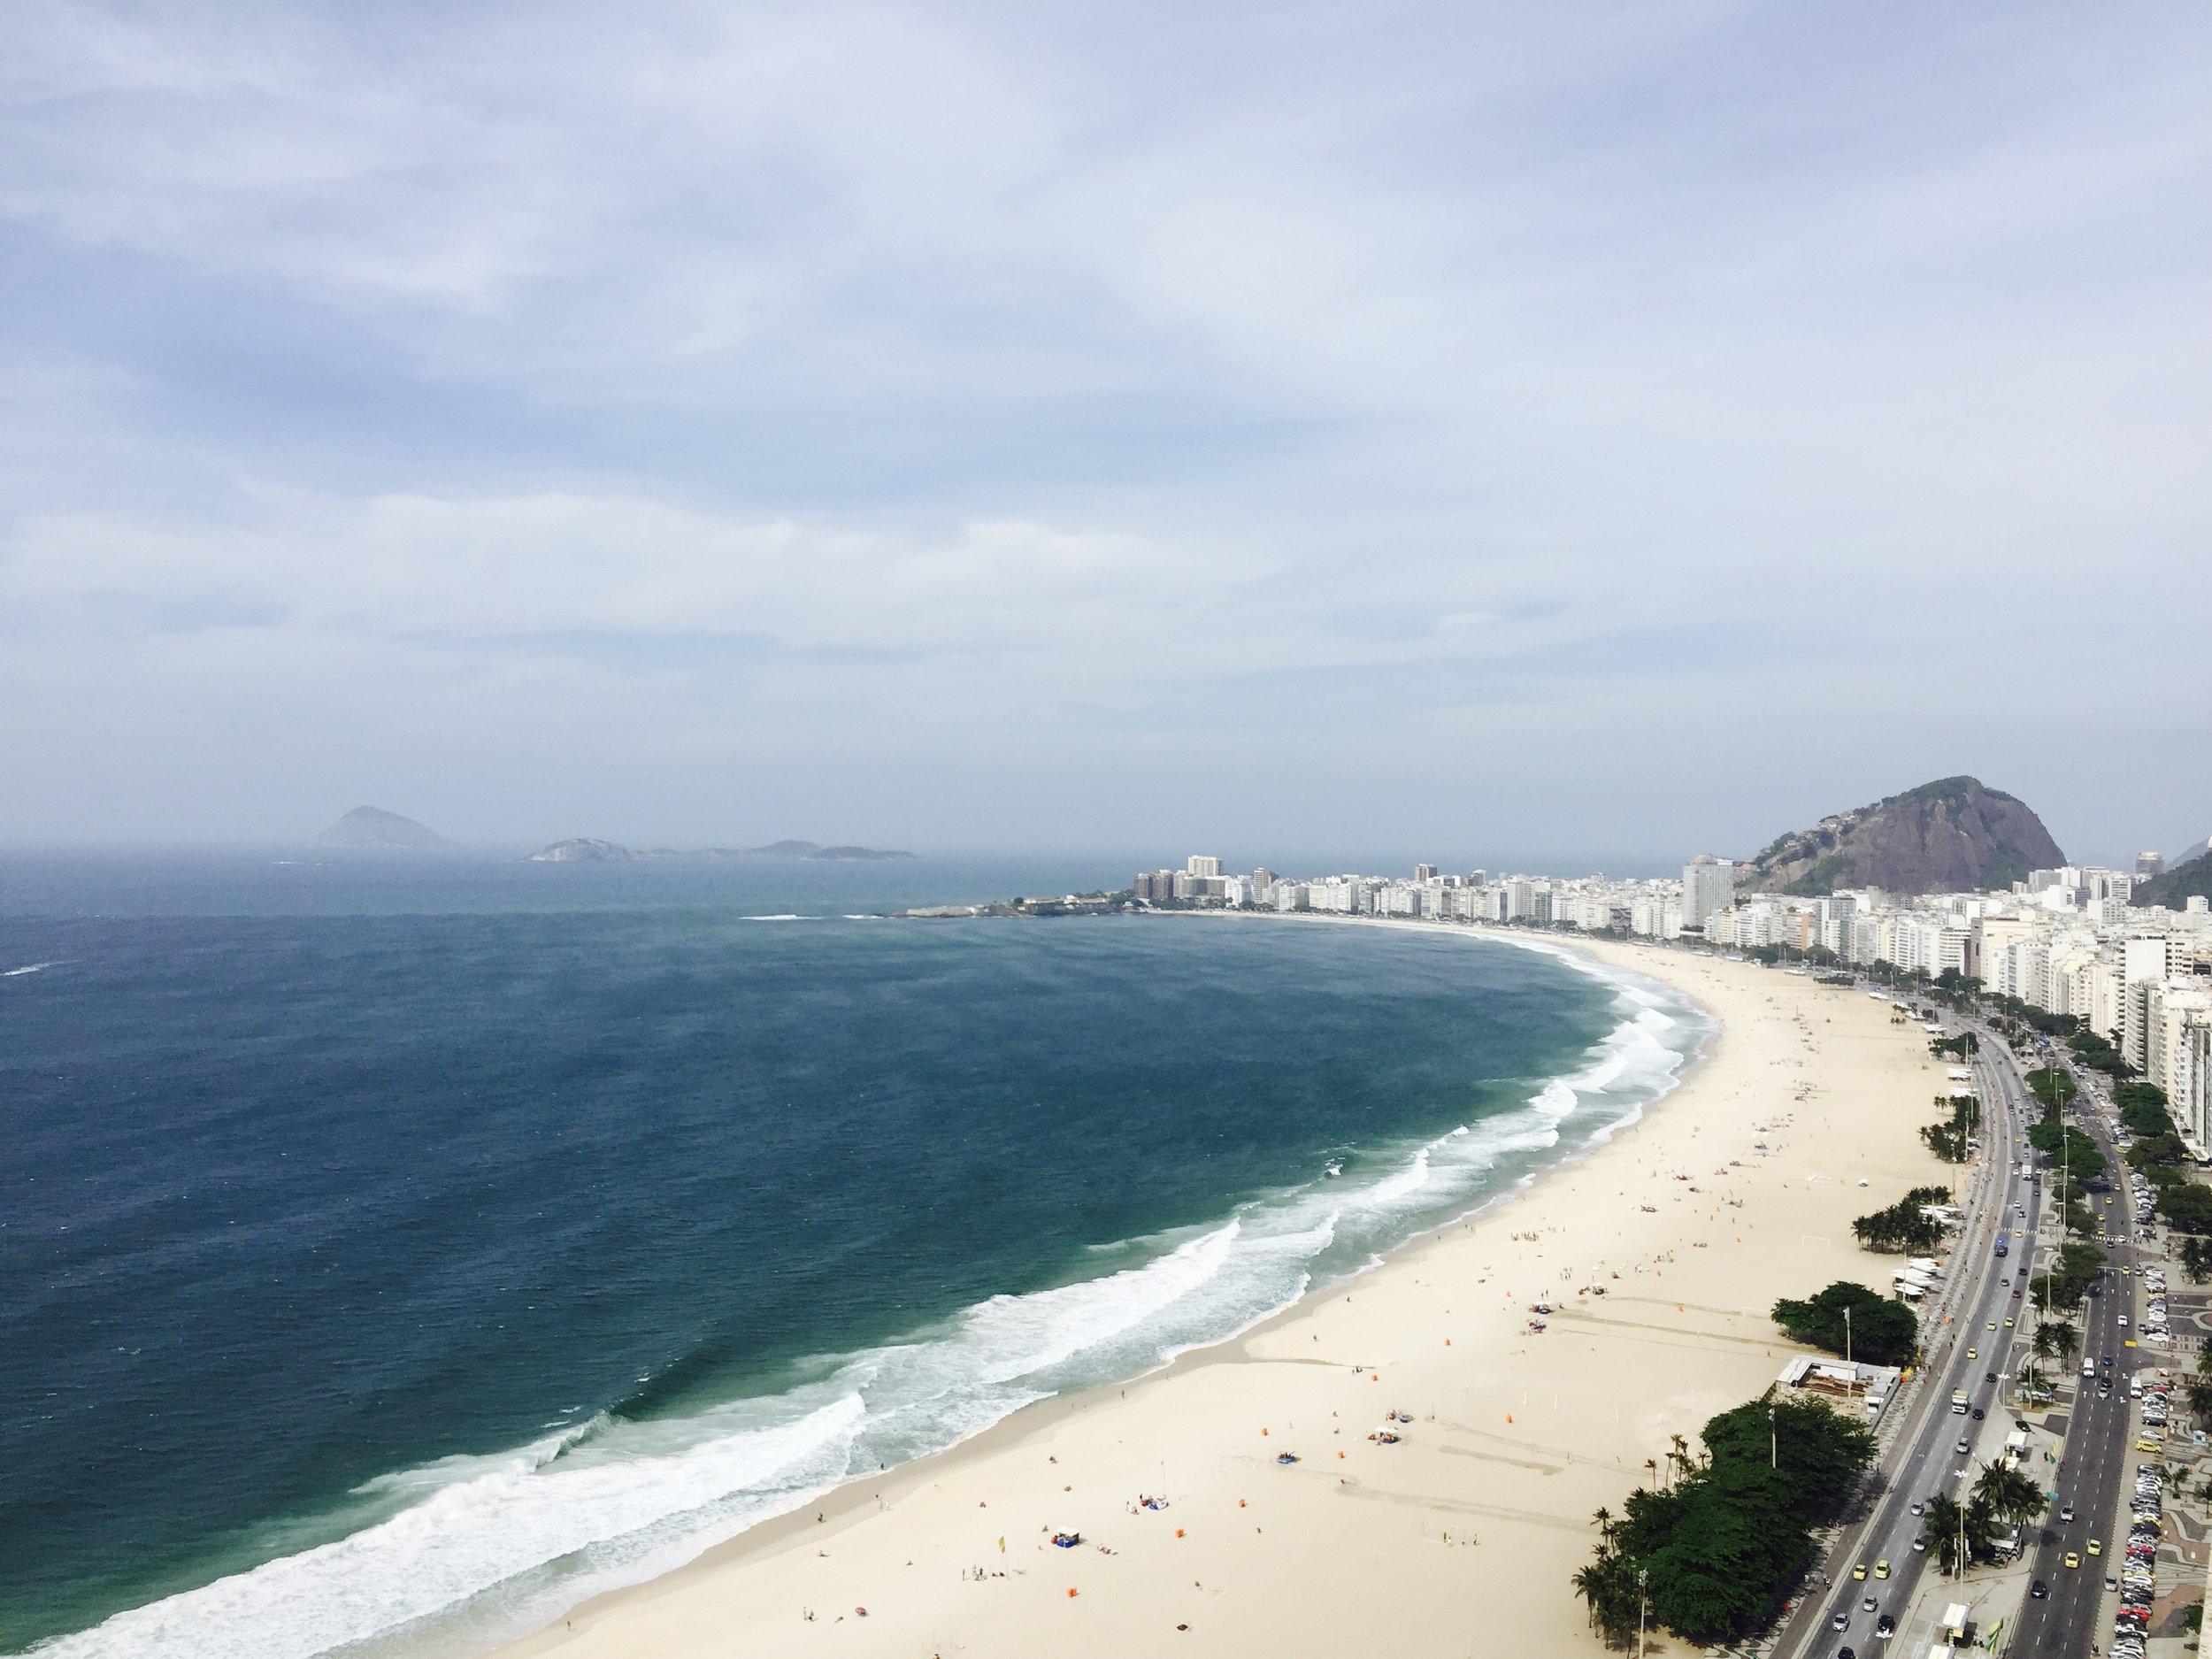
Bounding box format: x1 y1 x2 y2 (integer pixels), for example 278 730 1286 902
0 852 1710 1657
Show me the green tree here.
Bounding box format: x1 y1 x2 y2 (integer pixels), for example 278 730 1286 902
1924 1492 1968 1576
1770 1283 1919 1367
2159 1184 2212 1235
2180 1235 2212 1286
1972 1460 2046 1531
1572 1509 1646 1648
2032 1317 2080 1363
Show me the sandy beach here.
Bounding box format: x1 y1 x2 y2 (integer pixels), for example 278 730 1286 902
501 924 1954 1659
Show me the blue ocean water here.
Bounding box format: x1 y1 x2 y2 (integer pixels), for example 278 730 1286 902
0 853 1708 1657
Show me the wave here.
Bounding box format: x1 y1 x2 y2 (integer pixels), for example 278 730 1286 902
35 936 1708 1659
4 961 58 978
739 914 813 922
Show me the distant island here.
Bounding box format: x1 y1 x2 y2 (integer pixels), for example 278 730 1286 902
525 838 915 863
315 806 453 851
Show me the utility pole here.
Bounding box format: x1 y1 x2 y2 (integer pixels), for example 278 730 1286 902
1770 1404 1778 1471
1636 1566 1647 1659
1844 1304 1853 1369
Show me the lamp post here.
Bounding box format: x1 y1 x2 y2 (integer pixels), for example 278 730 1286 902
1636 1565 1647 1659
1770 1404 1777 1471
1845 1304 1853 1369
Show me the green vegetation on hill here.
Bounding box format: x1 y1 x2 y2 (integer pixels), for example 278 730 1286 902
1770 1281 1918 1367
2134 845 2212 910
1573 1395 1876 1648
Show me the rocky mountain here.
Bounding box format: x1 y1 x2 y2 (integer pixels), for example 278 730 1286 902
2135 841 2212 909
526 838 634 863
1737 776 2065 897
315 806 451 850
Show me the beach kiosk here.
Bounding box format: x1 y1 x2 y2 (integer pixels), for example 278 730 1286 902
1939 1603 1970 1647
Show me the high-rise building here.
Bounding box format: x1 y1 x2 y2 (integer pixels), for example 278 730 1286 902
1186 855 1222 879
2138 850 2168 879
1415 864 1436 882
1683 856 1735 928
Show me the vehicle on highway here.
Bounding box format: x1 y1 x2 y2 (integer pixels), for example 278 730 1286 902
2089 1538 2102 1555
2066 1551 2081 1569
1966 1347 1978 1359
2030 1579 2048 1598
1873 1560 1888 1578
1971 1408 1985 1420
1909 1501 1925 1516
1911 1536 1926 1552
2107 1576 2119 1592
1955 1436 1970 1454
1832 1611 1849 1631
1861 1595 1876 1611
1876 1614 1894 1640
2062 1505 2076 1522
1852 1563 1867 1580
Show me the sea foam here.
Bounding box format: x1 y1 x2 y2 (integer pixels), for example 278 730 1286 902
39 936 1707 1659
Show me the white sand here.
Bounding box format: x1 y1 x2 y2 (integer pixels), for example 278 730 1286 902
501 929 1952 1658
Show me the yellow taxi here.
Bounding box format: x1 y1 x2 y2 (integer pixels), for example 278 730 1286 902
2004 1317 2015 1327
2064 1551 2081 1570
1873 1560 1891 1579
1852 1563 1868 1581
2087 1539 2102 1556
1967 1347 1978 1359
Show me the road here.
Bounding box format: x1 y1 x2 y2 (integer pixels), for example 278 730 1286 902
2006 1048 2145 1658
1773 1014 2032 1659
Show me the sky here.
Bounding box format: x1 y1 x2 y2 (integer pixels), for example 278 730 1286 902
3 1 2209 869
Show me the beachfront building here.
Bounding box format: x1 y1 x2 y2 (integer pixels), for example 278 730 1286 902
1683 856 1733 930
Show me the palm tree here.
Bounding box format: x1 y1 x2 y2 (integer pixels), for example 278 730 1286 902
2033 1317 2080 1363
1924 1493 1969 1576
1974 1460 2046 1530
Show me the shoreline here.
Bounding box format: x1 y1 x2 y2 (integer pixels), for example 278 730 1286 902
495 919 1955 1659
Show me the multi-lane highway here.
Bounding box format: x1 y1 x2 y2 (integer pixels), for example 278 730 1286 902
1774 1021 2032 1659
1774 1018 2147 1659
2008 1049 2144 1657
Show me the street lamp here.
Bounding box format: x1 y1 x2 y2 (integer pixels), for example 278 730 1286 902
1770 1404 1778 1471
1637 1565 1647 1659
1844 1304 1853 1369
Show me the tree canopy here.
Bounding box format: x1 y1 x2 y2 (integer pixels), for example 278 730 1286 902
1575 1395 1875 1648
1770 1281 1918 1367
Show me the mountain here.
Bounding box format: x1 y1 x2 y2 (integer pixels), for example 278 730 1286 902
2135 842 2212 909
314 806 451 850
526 838 634 863
1737 776 2065 897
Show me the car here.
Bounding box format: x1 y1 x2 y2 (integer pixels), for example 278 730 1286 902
1955 1437 1970 1454
1985 1371 1998 1384
1967 1347 1978 1359
2014 1286 2024 1297
2104 1355 2116 1367
1852 1563 1868 1581
1971 1407 1985 1419
2005 1317 2015 1327
1876 1614 1895 1640
1873 1560 1889 1579
2089 1538 2103 1555
1832 1612 1850 1632
1910 1501 1925 1517
1862 1595 1877 1611
1911 1536 1927 1552
2120 1314 2131 1327
2062 1505 2075 1522
2108 1576 2120 1592
2065 1552 2082 1569
2030 1579 2049 1598
1839 1648 1856 1659
1988 1320 1998 1331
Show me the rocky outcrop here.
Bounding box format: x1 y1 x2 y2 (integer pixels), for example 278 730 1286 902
315 806 451 850
1738 777 2065 897
526 838 634 863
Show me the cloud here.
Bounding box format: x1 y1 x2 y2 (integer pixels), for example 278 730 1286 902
2 3 2210 852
